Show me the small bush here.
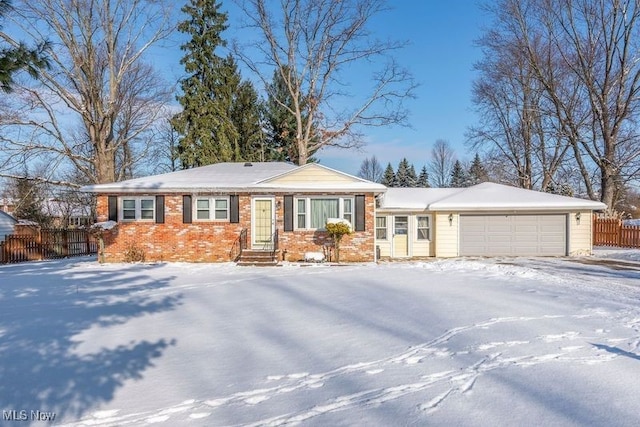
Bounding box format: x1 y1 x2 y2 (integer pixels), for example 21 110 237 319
326 221 352 263
123 244 146 263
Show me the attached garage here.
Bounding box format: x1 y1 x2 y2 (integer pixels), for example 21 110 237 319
377 182 608 259
459 214 566 256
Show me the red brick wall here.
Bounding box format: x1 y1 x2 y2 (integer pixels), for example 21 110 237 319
96 193 376 263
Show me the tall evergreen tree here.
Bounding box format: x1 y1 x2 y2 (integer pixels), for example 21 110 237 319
395 158 411 187
172 0 262 167
407 164 418 187
172 0 230 168
263 66 317 163
381 163 396 187
450 160 467 187
468 153 488 185
228 59 264 161
417 165 430 187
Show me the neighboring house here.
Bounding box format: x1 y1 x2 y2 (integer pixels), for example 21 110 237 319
81 162 385 263
81 162 607 263
376 183 607 258
44 198 93 228
0 198 16 216
0 210 17 242
0 197 92 227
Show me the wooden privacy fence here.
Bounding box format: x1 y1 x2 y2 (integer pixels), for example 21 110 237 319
0 229 98 264
593 217 640 248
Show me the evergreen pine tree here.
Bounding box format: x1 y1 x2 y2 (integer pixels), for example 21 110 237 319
450 160 467 187
417 165 430 187
468 153 488 185
229 68 264 161
172 0 263 167
0 1 50 92
407 164 418 187
395 158 411 187
263 66 318 163
381 163 396 187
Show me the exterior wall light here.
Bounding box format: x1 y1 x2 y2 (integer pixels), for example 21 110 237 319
448 213 453 225
575 212 581 224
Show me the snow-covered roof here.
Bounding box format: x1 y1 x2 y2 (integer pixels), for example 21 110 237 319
81 162 298 193
378 182 607 212
379 188 463 210
80 162 386 194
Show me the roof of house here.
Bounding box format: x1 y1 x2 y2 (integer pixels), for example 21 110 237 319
0 210 17 223
80 162 387 194
378 188 463 210
380 182 607 212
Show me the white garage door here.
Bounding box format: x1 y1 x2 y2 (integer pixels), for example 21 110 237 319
460 214 566 256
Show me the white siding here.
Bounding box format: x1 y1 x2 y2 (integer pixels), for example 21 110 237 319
374 213 434 258
435 212 458 258
0 212 16 242
568 211 592 255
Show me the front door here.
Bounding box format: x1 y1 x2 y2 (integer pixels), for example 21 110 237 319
252 198 274 249
393 216 409 257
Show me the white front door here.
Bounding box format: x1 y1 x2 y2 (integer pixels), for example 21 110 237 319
252 198 275 249
392 216 409 257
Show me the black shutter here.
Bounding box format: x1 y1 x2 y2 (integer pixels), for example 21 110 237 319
284 195 293 231
230 195 239 223
183 195 192 223
355 195 365 231
155 195 165 224
108 196 118 222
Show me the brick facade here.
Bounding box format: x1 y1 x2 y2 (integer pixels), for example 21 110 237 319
96 193 376 263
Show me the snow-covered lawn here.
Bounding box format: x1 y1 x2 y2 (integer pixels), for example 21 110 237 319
1 249 640 426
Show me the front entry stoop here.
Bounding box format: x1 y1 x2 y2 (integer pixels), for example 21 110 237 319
236 250 279 266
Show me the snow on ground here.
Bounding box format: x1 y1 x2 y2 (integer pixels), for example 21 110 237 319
1 249 640 426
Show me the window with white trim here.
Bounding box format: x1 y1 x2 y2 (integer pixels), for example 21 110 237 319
295 197 354 230
417 216 430 240
376 216 387 240
120 197 155 221
195 197 229 221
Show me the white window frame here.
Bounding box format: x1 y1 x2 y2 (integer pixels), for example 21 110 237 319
294 196 355 230
194 196 229 221
376 216 388 240
417 215 431 240
119 197 155 222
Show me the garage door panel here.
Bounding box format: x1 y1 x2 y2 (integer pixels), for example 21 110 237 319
487 224 512 233
460 214 566 256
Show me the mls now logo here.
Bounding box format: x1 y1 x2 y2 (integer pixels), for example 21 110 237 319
3 410 28 421
3 410 56 421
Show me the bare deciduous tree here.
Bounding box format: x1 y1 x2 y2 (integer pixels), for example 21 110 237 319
357 155 384 182
469 0 571 190
234 0 417 165
428 139 456 188
0 0 175 185
475 0 640 208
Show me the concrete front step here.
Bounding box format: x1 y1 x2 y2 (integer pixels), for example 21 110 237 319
237 250 278 266
236 260 280 267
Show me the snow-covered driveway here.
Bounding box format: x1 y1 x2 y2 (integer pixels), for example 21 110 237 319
1 251 639 426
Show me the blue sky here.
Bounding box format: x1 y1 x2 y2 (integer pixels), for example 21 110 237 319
317 1 489 174
155 1 489 175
